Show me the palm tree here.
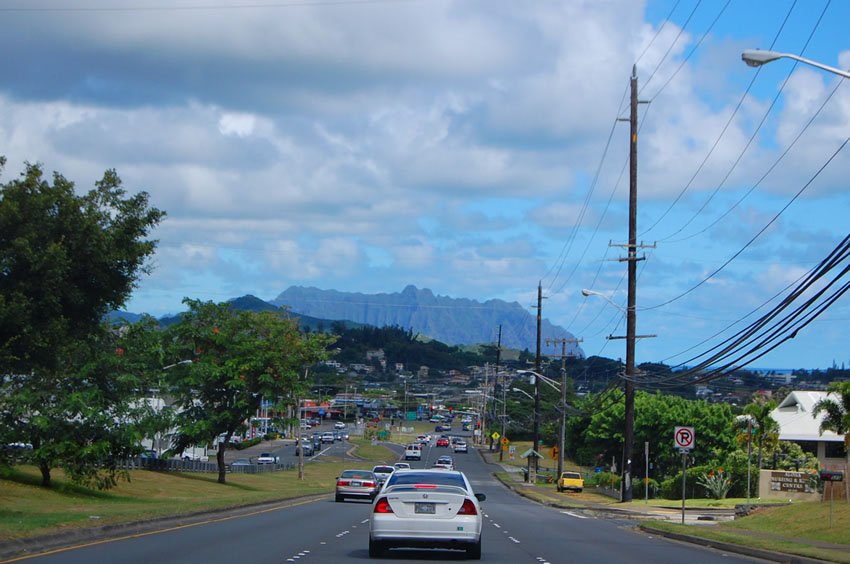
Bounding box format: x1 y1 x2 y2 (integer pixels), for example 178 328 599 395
813 381 850 464
741 396 779 470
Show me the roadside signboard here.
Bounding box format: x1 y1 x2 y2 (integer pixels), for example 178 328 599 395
491 431 500 441
674 426 695 452
821 471 844 482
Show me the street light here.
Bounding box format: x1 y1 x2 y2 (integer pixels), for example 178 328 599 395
581 288 644 502
511 387 534 401
741 49 850 79
162 359 192 371
581 289 628 313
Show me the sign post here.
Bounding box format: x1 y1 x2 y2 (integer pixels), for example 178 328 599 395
674 427 695 524
821 471 845 528
644 441 649 503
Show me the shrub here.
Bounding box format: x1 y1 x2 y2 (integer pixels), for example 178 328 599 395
696 468 732 499
233 437 262 450
587 471 620 489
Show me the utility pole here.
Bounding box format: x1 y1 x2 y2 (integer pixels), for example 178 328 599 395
609 65 655 502
546 337 582 479
531 281 544 483
496 325 506 462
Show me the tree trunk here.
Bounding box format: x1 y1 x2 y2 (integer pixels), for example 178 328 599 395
39 461 52 488
217 445 227 484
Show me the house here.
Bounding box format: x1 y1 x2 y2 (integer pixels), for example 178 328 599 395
770 390 847 468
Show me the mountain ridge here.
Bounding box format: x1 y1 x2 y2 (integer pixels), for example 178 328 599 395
272 285 583 356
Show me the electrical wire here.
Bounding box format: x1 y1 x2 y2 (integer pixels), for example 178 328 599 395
651 0 831 242
639 136 850 311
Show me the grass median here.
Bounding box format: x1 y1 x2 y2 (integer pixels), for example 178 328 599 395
0 440 397 542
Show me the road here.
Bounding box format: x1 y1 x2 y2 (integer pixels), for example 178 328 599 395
16 431 762 564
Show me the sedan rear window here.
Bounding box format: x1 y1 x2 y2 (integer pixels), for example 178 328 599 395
341 470 375 479
386 472 467 490
373 466 394 473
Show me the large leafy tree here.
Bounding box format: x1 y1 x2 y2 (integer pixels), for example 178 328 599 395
569 391 736 480
164 299 334 484
813 381 850 464
0 161 164 487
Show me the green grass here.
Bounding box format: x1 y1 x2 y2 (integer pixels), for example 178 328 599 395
644 501 850 563
0 441 398 542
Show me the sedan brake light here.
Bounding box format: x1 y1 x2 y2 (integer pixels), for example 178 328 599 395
374 497 393 513
457 499 477 515
336 480 350 486
413 484 437 489
362 481 376 487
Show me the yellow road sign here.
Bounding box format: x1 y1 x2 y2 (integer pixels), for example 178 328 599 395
491 431 500 440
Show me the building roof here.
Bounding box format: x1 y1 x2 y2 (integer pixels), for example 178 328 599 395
771 390 843 443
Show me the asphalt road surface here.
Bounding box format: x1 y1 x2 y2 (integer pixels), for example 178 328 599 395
16 434 763 564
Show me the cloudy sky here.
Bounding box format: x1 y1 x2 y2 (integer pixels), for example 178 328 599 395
2 0 849 370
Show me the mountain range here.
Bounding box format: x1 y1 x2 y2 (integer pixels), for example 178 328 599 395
115 286 583 356
271 285 583 356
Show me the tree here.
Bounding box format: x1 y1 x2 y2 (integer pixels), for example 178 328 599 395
0 161 164 487
740 396 779 471
813 381 850 464
164 299 334 484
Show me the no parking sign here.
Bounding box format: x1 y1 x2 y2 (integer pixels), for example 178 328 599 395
674 426 695 453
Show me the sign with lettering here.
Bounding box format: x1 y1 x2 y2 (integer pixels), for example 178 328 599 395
769 471 817 493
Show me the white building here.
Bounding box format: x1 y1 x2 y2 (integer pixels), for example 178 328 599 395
770 390 847 468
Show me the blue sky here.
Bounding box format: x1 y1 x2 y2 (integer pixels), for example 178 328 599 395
2 0 849 369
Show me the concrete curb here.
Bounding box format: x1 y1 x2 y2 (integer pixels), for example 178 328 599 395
638 524 832 564
0 494 329 561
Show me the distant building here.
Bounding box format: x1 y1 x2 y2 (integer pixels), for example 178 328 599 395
771 390 847 468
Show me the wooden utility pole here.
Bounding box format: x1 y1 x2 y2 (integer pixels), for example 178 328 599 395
609 66 654 501
546 337 583 479
496 325 506 461
531 282 543 482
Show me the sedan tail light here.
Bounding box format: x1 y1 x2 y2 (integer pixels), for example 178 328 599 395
362 481 376 487
457 499 478 515
336 480 350 486
374 497 394 513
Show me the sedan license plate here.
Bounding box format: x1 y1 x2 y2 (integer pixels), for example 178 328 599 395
351 481 361 486
414 502 435 514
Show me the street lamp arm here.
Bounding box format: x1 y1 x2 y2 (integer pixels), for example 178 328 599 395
516 369 561 391
742 49 850 79
511 387 534 401
581 288 628 313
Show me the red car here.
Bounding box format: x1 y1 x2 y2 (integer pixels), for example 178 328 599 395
436 437 450 447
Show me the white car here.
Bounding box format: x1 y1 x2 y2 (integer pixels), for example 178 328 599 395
372 464 395 485
433 455 454 470
369 469 485 559
393 462 411 471
334 421 347 429
404 444 422 461
256 452 279 464
453 441 468 454
321 432 335 443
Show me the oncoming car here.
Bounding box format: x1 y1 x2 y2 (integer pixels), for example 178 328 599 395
369 469 485 559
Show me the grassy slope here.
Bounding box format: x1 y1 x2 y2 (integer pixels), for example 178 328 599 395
0 441 397 541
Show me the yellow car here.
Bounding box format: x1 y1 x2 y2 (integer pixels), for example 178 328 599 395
556 471 584 493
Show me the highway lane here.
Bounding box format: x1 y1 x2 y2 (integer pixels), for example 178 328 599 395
18 433 764 563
